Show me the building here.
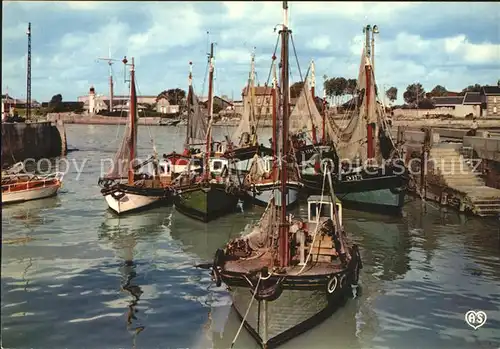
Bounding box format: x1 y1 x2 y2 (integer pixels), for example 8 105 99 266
480 85 500 117
199 95 233 114
431 92 482 117
156 96 180 114
241 85 273 118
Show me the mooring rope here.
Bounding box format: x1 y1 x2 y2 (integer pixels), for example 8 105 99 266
230 275 263 348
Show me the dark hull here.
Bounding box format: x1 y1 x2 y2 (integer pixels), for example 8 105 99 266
173 183 239 222
225 145 273 161
243 181 302 208
301 166 408 214
294 143 337 164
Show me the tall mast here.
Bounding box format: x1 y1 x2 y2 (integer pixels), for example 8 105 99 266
185 61 193 149
310 59 317 143
322 75 327 144
250 47 257 145
97 47 119 112
124 57 137 185
271 55 278 160
279 0 290 268
26 22 31 120
204 43 215 181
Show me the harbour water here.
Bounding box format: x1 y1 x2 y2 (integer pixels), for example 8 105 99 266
2 124 500 349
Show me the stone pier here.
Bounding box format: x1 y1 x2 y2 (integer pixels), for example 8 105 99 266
1 121 67 167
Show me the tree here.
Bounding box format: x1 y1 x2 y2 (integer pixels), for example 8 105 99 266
345 79 357 96
418 98 435 109
403 83 425 105
157 88 186 106
48 94 63 112
290 81 305 99
429 85 448 97
460 84 481 95
386 87 398 103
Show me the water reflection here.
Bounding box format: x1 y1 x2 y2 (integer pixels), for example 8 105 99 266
2 196 61 227
97 207 170 348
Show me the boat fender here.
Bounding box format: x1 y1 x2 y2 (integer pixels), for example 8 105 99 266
353 244 363 270
327 275 338 294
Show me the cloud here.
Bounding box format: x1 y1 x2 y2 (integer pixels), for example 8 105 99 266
1 1 499 104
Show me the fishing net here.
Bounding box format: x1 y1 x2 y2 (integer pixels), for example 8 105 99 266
289 83 337 143
245 198 278 250
334 49 379 162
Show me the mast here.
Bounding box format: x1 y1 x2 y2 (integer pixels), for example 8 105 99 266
322 78 327 144
363 25 374 160
184 61 193 149
310 59 317 143
26 22 31 120
279 0 290 268
271 55 278 159
250 47 257 145
124 57 137 185
97 48 119 112
204 43 215 181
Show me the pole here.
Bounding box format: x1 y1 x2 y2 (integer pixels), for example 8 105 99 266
128 57 136 185
204 43 214 181
26 22 32 120
279 0 290 268
310 59 318 144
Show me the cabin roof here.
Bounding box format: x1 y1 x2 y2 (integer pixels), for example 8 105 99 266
307 195 341 204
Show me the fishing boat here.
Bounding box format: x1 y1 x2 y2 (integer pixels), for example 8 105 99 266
173 46 241 223
98 57 174 215
225 50 273 174
2 162 64 204
201 4 362 347
301 26 409 214
241 53 302 208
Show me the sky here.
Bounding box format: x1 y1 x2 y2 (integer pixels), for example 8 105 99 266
2 1 499 105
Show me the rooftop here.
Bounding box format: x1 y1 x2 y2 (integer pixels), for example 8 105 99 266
481 85 500 95
463 92 482 104
432 96 465 106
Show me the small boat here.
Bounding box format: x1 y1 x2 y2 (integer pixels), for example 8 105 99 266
158 118 181 126
173 46 241 223
201 5 362 347
2 162 64 204
98 57 174 215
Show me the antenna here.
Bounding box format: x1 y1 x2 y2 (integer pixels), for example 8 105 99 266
97 46 119 112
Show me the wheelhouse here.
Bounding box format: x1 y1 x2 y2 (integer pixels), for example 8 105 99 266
307 195 343 226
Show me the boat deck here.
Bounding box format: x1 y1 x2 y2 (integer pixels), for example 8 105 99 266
224 251 345 277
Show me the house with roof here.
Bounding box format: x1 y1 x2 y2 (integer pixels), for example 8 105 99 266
480 85 500 117
431 92 482 117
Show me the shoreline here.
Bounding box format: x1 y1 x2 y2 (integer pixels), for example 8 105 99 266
45 113 500 129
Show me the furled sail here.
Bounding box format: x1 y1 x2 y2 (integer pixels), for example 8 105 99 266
334 48 379 162
289 82 337 143
105 81 138 179
232 88 255 145
186 84 207 145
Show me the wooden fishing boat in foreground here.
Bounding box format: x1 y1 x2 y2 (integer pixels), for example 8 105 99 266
201 4 362 347
98 57 174 214
2 162 64 204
